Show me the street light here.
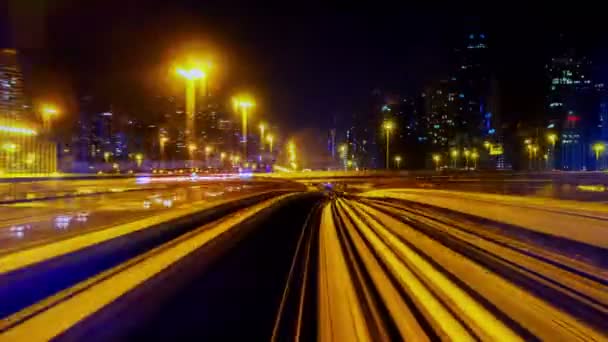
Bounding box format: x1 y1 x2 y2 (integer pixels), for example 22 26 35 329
451 149 459 168
547 134 557 170
135 153 144 167
383 121 394 169
188 143 197 162
547 134 557 148
259 123 266 151
394 155 402 169
176 65 207 147
220 152 227 162
432 154 441 171
233 95 255 160
471 151 479 169
159 136 169 160
205 145 213 162
464 149 471 169
41 104 59 132
593 143 605 162
483 141 491 150
288 141 297 170
266 134 274 153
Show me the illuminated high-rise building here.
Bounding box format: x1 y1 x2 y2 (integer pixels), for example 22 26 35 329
0 49 26 119
0 49 56 174
546 38 602 170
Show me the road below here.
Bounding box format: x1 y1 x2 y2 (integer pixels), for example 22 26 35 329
0 188 606 341
0 179 299 253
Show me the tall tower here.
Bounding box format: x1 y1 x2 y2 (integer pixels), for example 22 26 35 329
452 32 492 146
0 49 25 120
546 41 598 170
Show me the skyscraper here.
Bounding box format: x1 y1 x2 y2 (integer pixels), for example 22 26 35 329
0 49 26 119
452 33 494 146
546 43 600 170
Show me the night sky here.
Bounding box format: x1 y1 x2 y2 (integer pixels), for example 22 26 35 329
2 1 608 134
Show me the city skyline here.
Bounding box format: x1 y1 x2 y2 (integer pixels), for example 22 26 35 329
2 3 608 171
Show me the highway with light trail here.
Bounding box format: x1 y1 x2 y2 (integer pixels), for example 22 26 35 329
0 177 606 341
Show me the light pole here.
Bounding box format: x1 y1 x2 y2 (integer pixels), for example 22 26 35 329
593 143 605 169
432 154 441 171
471 151 479 169
259 123 266 151
383 121 394 169
159 136 168 161
135 153 144 168
41 104 59 132
233 95 255 161
205 145 212 165
394 155 402 169
188 143 197 166
547 134 557 170
176 67 206 147
288 141 297 170
266 134 274 154
464 149 470 169
451 149 459 168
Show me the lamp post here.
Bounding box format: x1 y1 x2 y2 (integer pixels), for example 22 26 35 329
464 149 471 170
41 104 59 132
259 123 266 151
593 143 605 169
266 134 274 154
176 66 207 147
205 146 212 165
135 153 144 168
471 151 479 169
547 134 557 170
288 141 297 170
432 154 441 171
394 155 402 169
188 143 197 166
233 95 254 161
383 121 394 169
451 149 459 168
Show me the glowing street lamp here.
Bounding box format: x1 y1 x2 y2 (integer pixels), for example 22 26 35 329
432 154 441 171
233 95 255 160
383 121 394 169
204 146 213 162
259 123 266 151
188 143 197 162
451 149 459 168
266 134 274 153
483 141 491 150
159 136 169 160
135 153 144 167
593 143 605 161
471 151 479 169
103 151 111 163
464 149 471 169
288 141 297 170
220 152 227 162
547 134 557 148
176 64 208 146
41 104 59 132
394 155 402 169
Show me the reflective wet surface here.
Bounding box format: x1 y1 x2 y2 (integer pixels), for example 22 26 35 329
0 181 281 253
